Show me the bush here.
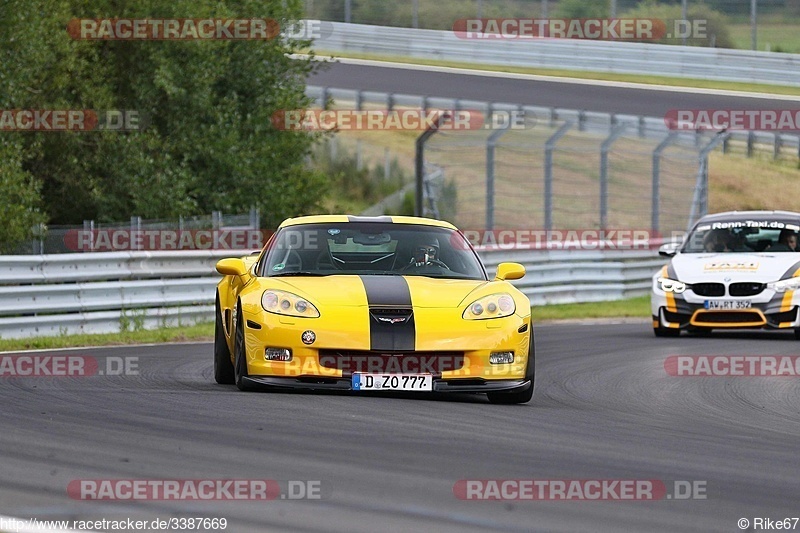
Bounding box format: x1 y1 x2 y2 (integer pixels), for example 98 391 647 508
312 138 409 211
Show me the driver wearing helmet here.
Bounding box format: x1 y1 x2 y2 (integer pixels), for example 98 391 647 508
409 236 440 267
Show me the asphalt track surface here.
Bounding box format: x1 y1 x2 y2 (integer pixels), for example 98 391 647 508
307 60 800 116
2 323 799 532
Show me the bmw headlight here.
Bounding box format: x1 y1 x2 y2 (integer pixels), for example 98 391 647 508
463 293 516 320
262 290 320 318
657 277 687 294
767 278 800 293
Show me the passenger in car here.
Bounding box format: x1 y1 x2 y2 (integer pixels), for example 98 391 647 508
769 229 798 252
703 229 732 252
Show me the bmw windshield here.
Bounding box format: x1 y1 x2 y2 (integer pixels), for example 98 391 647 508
681 219 800 254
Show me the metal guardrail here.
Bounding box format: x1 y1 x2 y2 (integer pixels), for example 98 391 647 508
0 248 662 339
0 251 245 339
315 22 800 87
480 248 664 305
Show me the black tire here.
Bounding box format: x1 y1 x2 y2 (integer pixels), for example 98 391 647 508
487 325 535 405
233 301 254 391
214 293 235 384
794 328 800 340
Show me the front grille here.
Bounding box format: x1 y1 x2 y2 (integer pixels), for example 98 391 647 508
319 350 465 373
692 311 765 326
729 282 766 297
691 282 725 297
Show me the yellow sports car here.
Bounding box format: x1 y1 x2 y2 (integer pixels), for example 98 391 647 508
214 215 534 404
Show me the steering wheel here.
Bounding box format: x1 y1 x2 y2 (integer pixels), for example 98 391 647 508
401 258 451 271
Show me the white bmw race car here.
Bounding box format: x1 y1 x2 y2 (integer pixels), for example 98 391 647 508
652 211 800 338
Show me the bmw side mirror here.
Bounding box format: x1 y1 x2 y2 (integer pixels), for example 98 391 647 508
658 243 679 257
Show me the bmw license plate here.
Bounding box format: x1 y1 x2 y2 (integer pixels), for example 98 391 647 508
352 373 433 391
704 300 752 310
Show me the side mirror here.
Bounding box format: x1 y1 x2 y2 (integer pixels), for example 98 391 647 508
495 262 525 281
658 243 679 258
216 258 248 277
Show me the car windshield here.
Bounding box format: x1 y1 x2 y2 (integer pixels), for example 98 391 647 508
259 222 486 280
681 219 800 253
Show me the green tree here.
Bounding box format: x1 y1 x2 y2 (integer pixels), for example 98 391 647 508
0 140 46 253
1 0 326 232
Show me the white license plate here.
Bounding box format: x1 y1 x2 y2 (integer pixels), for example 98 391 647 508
352 373 433 391
704 300 752 310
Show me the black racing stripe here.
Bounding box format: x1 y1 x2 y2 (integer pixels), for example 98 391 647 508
361 275 412 307
780 260 800 279
347 215 392 223
360 275 415 352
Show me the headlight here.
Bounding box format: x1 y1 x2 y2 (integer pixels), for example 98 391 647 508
463 293 515 320
768 278 800 293
657 277 687 294
261 290 320 318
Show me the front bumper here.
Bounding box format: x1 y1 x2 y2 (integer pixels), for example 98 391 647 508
652 301 800 330
239 305 533 382
242 375 532 393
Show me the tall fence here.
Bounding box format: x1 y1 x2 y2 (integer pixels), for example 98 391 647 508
0 247 663 339
307 85 799 235
21 210 260 255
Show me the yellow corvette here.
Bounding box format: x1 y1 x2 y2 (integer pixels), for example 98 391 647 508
214 215 534 404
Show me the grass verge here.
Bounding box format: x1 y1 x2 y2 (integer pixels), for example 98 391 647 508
533 296 650 321
313 50 800 97
0 322 214 353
